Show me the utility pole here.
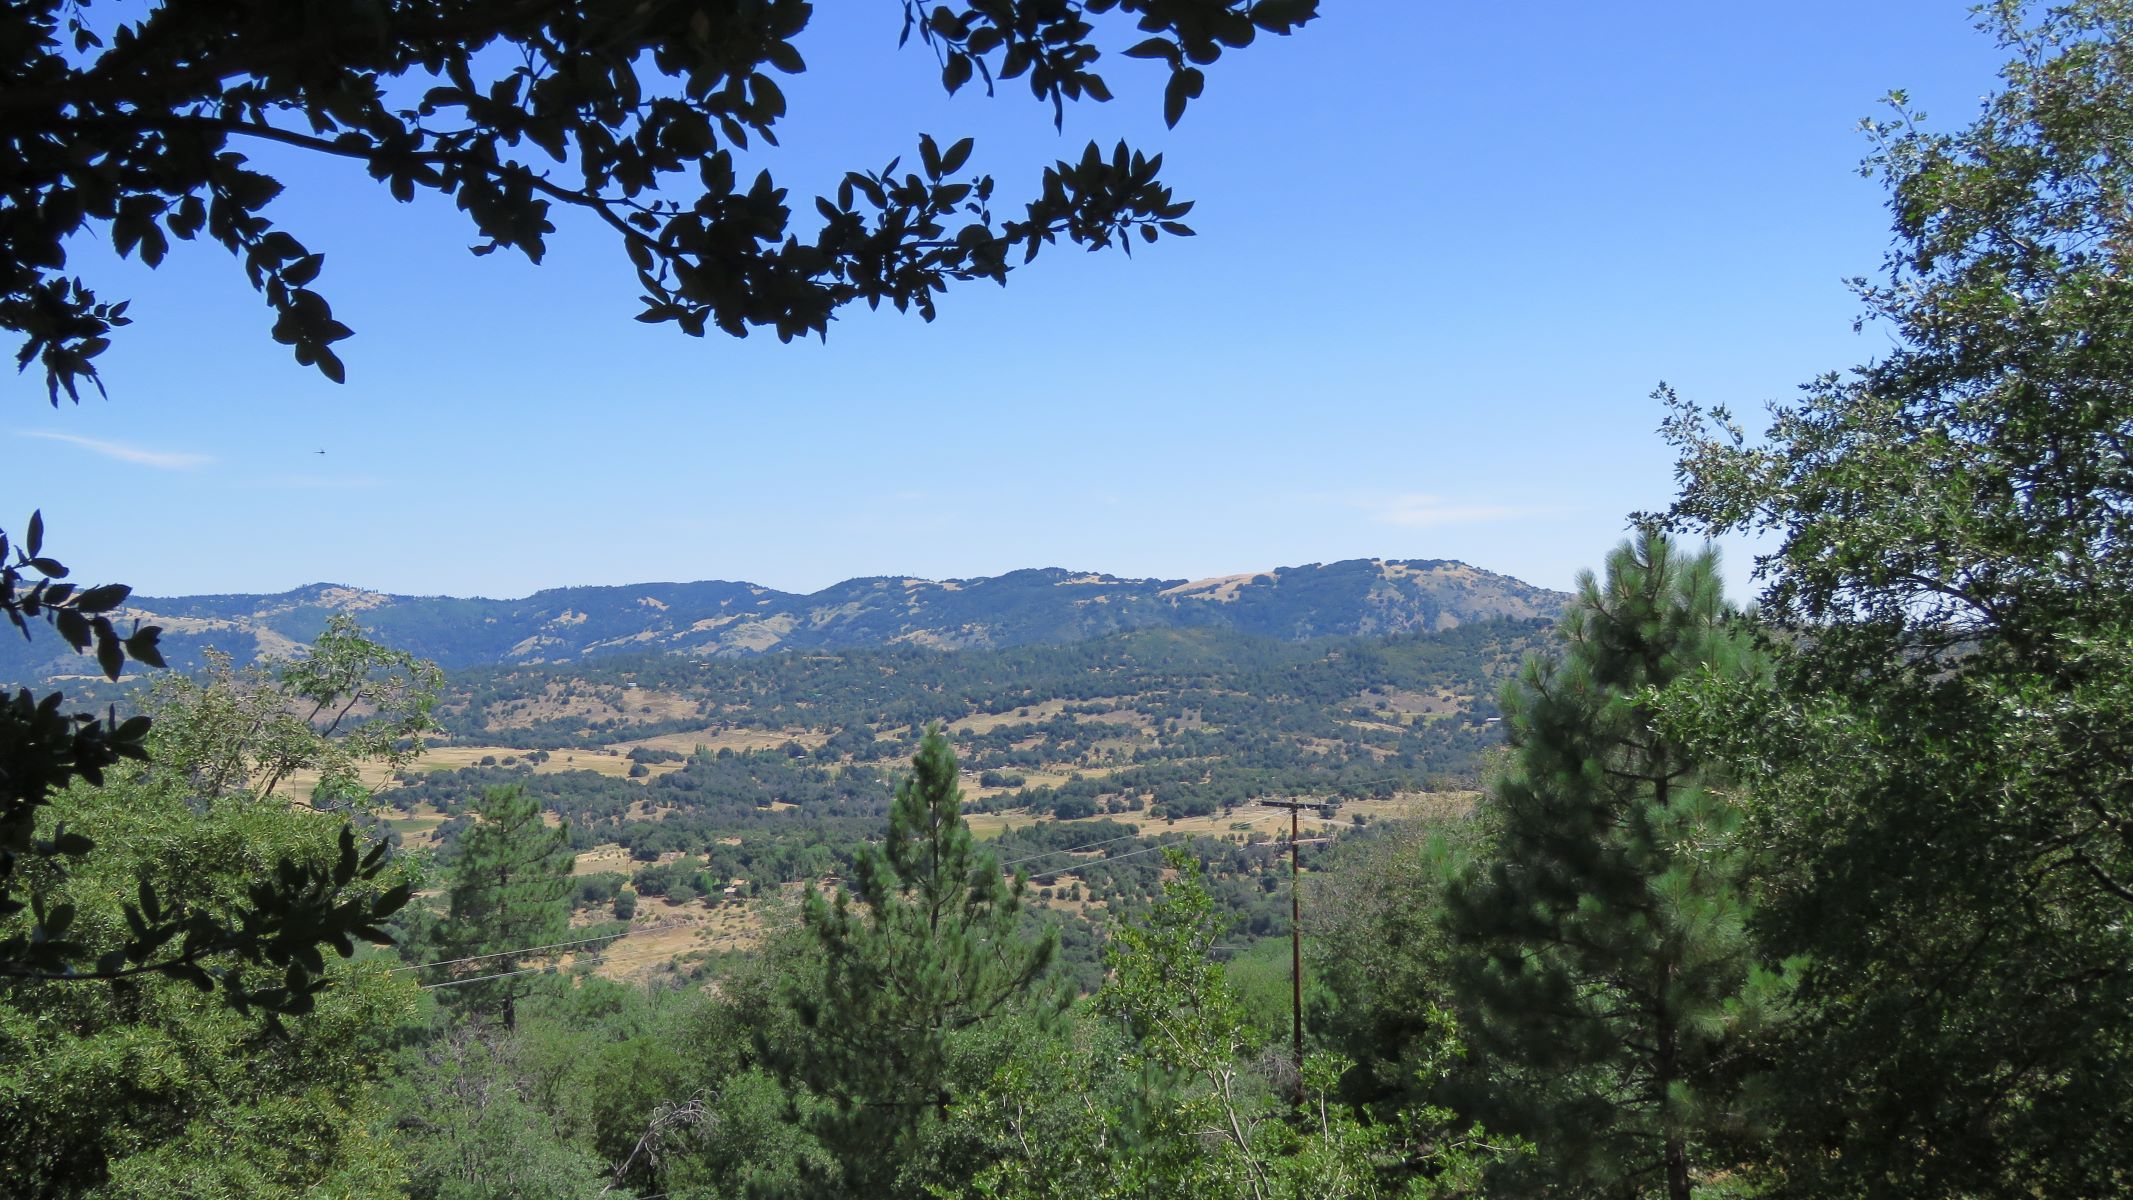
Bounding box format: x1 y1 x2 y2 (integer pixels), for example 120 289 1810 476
1263 799 1330 1088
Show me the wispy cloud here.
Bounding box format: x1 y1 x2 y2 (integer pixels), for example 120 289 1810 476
18 430 212 470
1343 491 1559 528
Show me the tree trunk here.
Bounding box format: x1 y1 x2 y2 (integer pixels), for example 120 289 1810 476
1656 956 1689 1200
1653 771 1691 1200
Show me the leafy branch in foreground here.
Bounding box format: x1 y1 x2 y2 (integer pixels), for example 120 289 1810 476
2 0 1317 399
3 825 411 1020
1 510 162 675
0 520 423 1018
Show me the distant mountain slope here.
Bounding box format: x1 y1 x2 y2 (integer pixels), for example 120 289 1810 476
0 559 1569 678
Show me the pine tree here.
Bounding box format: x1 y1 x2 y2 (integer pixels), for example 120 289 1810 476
785 727 1056 1196
1443 532 1760 1200
436 785 574 1029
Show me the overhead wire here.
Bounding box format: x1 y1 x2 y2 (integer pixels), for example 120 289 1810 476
996 829 1151 868
1023 839 1185 876
411 915 739 988
421 962 562 990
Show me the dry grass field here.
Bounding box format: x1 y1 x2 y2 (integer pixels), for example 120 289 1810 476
559 903 716 981
970 790 1475 845
379 804 449 848
273 739 684 804
609 725 827 756
943 698 1075 735
573 843 681 875
962 811 1041 840
565 884 829 981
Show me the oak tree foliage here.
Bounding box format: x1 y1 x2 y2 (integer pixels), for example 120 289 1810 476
1657 2 2133 1193
0 624 428 1197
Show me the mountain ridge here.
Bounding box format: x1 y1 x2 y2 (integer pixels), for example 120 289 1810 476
4 557 1569 678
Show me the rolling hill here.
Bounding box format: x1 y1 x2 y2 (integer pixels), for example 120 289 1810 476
1 558 1568 679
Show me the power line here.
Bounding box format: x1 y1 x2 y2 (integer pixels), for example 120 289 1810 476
414 915 757 988
420 963 559 990
997 829 1148 868
1261 799 1315 1093
1024 839 1182 877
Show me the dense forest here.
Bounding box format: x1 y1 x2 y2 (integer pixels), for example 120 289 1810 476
7 1 2133 1198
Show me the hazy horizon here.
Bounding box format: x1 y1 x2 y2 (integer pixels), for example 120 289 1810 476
124 553 1581 605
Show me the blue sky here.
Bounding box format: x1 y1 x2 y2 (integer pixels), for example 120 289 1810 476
7 3 2004 600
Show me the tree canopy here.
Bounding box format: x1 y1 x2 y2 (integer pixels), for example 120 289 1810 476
19 3 2133 1197
0 584 418 1015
